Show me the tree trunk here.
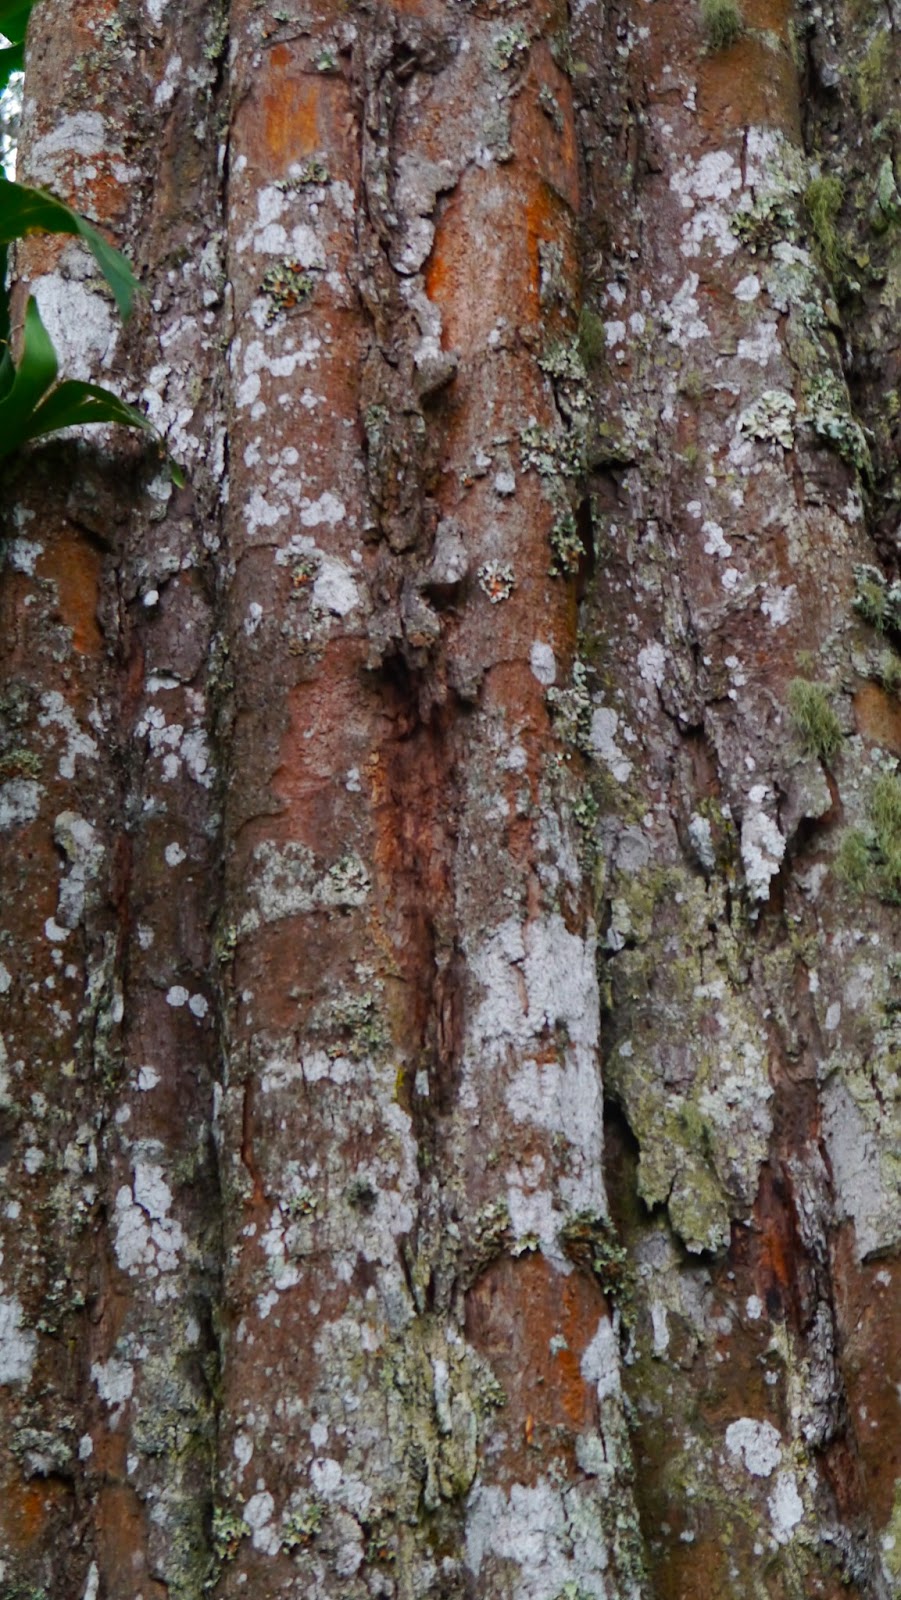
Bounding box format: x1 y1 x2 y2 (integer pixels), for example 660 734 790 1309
2 0 901 1595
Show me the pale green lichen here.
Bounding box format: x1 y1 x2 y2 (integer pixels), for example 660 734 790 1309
856 27 890 116
731 141 807 252
276 157 329 190
319 988 388 1060
577 307 607 370
490 22 529 69
538 83 564 132
477 561 516 603
549 510 583 577
737 389 797 450
871 154 900 232
212 1507 250 1561
538 338 588 386
261 261 316 325
380 1319 501 1516
559 1211 634 1317
881 1479 901 1581
281 1499 324 1550
520 419 585 479
547 660 593 752
803 373 870 473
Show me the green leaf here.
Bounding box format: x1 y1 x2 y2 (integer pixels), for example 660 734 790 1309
0 0 32 94
0 298 185 480
0 293 57 457
0 179 139 319
0 0 33 45
20 378 152 443
0 41 24 96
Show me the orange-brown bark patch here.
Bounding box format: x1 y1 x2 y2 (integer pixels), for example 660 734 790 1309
853 680 901 755
514 46 580 215
698 35 801 138
248 51 356 178
0 1473 70 1550
38 531 103 657
96 1484 165 1600
427 168 572 351
466 1253 605 1484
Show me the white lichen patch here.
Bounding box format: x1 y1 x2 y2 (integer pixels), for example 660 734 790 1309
661 274 710 346
114 1151 186 1279
133 700 213 788
469 914 605 1232
530 640 557 686
0 1290 37 1385
0 778 42 831
465 1479 609 1599
312 555 360 616
768 1470 803 1543
760 584 797 627
91 1356 135 1406
581 1314 622 1403
670 147 742 259
241 842 370 933
740 798 786 902
32 272 119 383
821 1078 894 1259
30 111 108 182
243 1489 281 1554
736 319 781 368
725 1417 782 1478
588 705 632 782
736 390 796 452
54 812 104 929
39 692 98 779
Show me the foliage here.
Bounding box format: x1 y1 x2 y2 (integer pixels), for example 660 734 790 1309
787 678 843 761
701 0 743 50
0 179 138 318
0 178 179 469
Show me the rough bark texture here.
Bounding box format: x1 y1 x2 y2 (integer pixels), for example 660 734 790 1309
4 0 901 1595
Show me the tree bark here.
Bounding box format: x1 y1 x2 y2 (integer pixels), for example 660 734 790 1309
3 0 901 1596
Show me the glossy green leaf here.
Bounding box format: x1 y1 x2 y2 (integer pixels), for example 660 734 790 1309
0 41 23 95
0 293 56 457
0 0 32 44
0 179 140 319
0 0 32 94
0 295 181 477
20 378 152 443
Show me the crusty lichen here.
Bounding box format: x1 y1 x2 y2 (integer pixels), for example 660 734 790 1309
605 868 772 1254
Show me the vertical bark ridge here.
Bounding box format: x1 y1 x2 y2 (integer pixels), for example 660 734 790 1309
570 0 901 1592
213 0 647 1595
1 0 228 1594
